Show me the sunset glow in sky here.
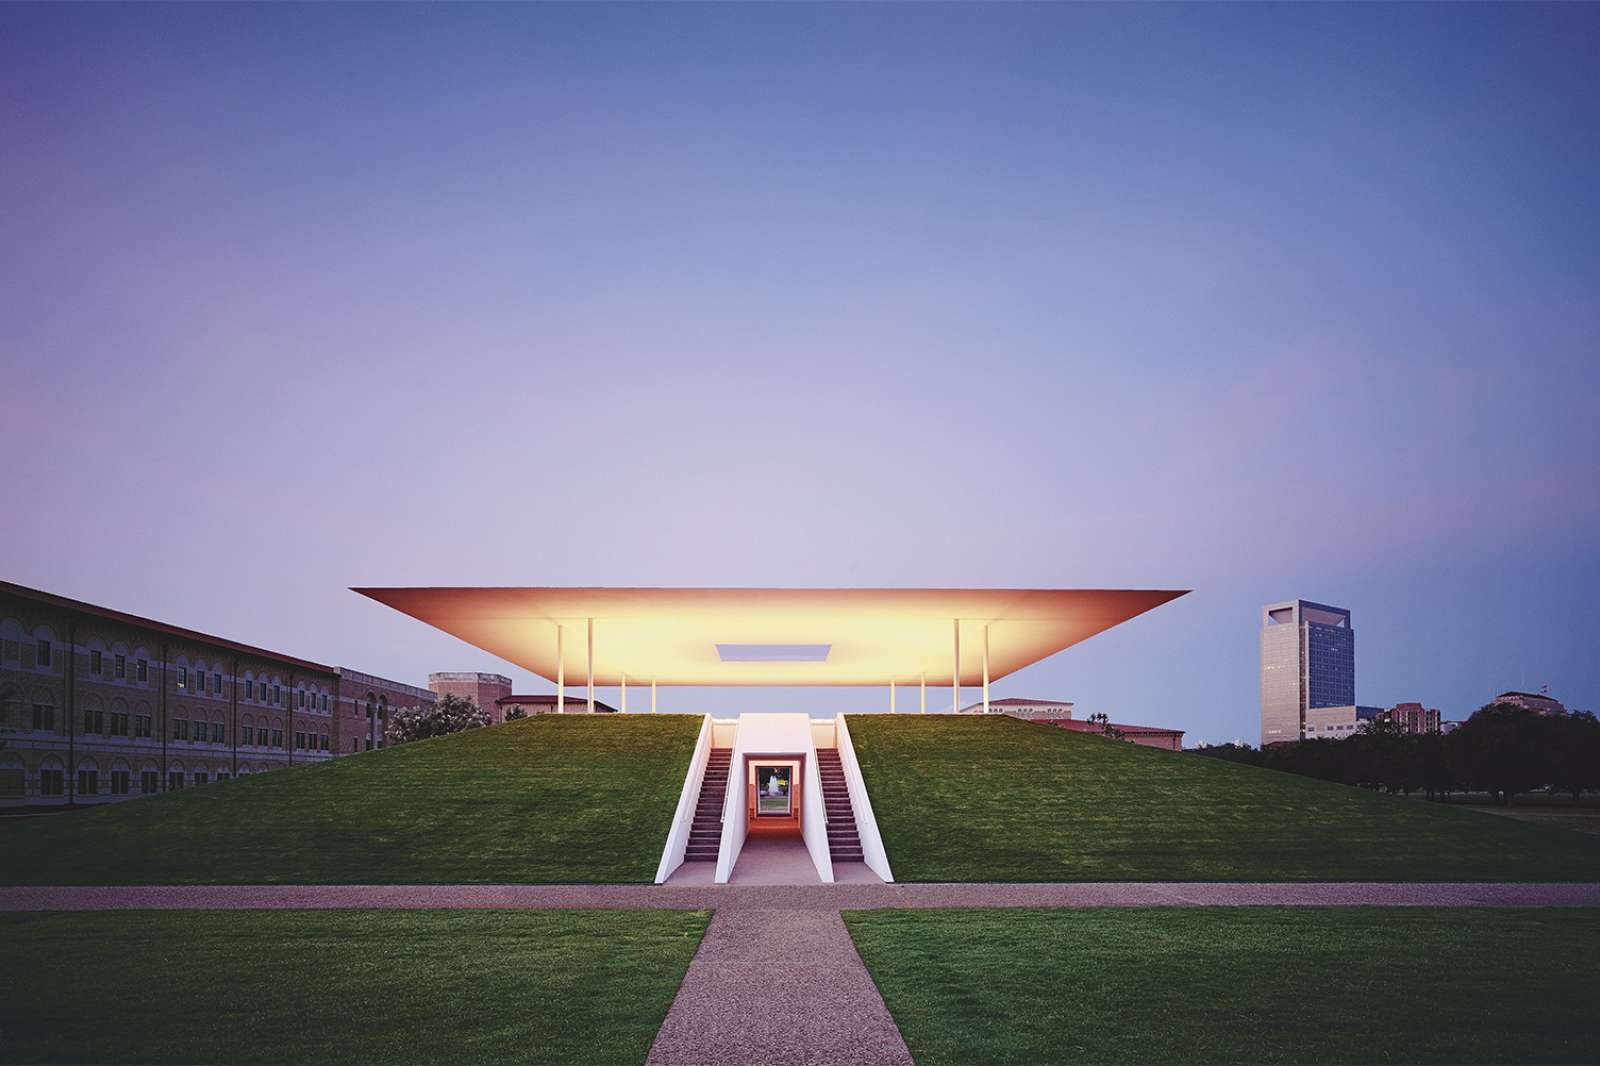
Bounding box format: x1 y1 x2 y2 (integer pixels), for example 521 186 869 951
4 3 1597 741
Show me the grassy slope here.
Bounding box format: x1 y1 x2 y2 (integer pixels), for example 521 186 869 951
847 715 1600 881
844 907 1600 1065
0 715 700 885
0 909 710 1065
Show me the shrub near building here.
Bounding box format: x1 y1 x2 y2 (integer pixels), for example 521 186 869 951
385 693 490 744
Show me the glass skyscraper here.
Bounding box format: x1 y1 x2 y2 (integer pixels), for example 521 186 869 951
1260 600 1354 745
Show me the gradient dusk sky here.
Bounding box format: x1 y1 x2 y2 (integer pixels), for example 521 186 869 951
4 3 1597 741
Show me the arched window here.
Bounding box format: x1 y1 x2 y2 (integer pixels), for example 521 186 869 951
110 759 132 796
29 686 56 733
131 646 151 684
167 760 186 792
38 755 65 798
79 693 105 735
75 756 100 797
0 616 23 665
139 761 160 795
31 625 58 673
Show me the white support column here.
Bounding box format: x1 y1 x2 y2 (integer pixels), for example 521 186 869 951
920 673 926 714
556 624 565 714
651 679 657 714
889 679 896 714
586 617 595 715
952 618 961 715
620 673 627 713
982 623 991 714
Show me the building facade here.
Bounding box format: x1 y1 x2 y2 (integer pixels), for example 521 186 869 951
1261 600 1355 746
955 697 1182 750
1383 701 1442 734
0 580 431 808
1042 718 1186 751
336 668 437 753
428 672 513 723
956 697 1075 719
498 694 619 717
1493 690 1567 716
1302 702 1440 739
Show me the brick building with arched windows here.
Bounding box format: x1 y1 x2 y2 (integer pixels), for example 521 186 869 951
0 580 436 808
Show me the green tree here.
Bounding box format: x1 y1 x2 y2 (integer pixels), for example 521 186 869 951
385 693 490 745
1450 703 1557 805
1548 711 1600 803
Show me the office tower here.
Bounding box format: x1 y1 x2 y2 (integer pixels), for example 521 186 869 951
1260 600 1354 745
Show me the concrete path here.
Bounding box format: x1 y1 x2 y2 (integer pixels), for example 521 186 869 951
4 881 1599 911
646 908 914 1066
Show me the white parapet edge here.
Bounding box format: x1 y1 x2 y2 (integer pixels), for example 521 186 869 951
713 717 746 884
654 713 715 884
800 725 835 884
835 713 895 883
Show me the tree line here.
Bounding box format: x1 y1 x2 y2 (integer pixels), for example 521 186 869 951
1193 702 1600 805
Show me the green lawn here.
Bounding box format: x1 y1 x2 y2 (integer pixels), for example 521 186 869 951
0 715 700 884
0 908 708 1065
847 715 1600 881
844 907 1600 1065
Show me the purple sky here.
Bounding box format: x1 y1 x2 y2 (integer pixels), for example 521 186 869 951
4 3 1597 741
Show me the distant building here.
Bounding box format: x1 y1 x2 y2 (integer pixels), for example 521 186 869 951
1383 701 1442 734
1042 718 1186 752
1302 705 1380 739
1304 703 1439 739
959 697 1182 750
1493 690 1567 716
1261 600 1355 746
428 672 513 723
498 694 619 716
956 697 1074 719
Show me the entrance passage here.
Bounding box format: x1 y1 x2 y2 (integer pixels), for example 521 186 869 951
684 748 731 863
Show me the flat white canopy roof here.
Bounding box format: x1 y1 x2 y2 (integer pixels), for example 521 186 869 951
354 586 1187 687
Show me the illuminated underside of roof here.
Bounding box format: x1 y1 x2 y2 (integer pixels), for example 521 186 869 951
352 587 1188 687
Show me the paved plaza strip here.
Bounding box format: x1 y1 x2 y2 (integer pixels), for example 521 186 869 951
4 880 1600 911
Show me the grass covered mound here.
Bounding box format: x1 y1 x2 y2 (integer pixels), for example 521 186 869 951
0 715 701 885
0 908 710 1065
846 714 1600 881
844 907 1600 1065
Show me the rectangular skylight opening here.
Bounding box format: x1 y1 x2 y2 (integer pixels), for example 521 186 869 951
716 643 831 662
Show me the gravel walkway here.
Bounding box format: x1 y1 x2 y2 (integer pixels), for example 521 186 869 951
645 908 914 1066
3 881 1598 911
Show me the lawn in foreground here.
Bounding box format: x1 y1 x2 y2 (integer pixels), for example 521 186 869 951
846 715 1600 881
0 715 700 884
0 908 708 1065
844 907 1600 1065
